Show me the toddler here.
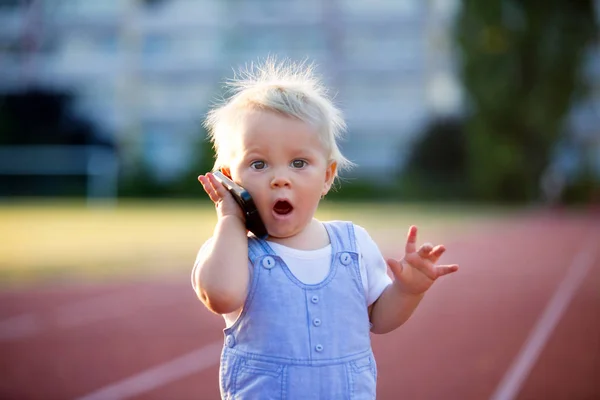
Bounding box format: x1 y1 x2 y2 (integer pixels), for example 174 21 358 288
192 58 458 399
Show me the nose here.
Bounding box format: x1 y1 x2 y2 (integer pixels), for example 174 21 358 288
270 171 291 188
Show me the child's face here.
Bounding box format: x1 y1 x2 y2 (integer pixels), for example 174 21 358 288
224 109 336 240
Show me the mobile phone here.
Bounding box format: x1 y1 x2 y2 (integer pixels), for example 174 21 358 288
212 171 268 239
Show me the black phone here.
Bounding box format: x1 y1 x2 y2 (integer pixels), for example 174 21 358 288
212 171 268 239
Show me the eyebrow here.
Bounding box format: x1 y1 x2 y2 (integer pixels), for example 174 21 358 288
241 149 265 159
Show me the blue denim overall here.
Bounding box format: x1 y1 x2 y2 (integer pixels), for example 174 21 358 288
219 221 377 399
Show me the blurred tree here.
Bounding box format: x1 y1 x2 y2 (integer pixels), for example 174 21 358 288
0 89 115 197
0 89 112 147
171 127 216 198
118 124 215 198
455 0 597 202
401 117 470 200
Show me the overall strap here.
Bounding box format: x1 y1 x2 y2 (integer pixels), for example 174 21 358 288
247 235 272 263
239 235 276 322
323 220 357 255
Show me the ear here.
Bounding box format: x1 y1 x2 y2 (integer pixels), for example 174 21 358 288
322 161 337 196
220 167 232 179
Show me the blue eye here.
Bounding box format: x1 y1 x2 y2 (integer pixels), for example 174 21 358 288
251 160 266 170
291 159 307 168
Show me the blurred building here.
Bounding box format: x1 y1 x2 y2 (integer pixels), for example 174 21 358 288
0 0 465 187
3 0 598 196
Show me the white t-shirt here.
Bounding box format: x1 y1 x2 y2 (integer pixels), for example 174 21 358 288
193 223 392 327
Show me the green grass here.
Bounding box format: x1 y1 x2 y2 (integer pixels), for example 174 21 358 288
0 199 512 288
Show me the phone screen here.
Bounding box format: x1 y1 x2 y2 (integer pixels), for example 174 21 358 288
212 171 268 239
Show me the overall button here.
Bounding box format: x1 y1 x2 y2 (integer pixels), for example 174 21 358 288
313 318 321 327
225 335 235 348
311 295 319 304
340 252 352 265
262 256 276 269
315 344 323 352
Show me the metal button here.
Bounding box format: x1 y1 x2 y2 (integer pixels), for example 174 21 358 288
262 256 275 269
313 318 321 327
225 335 235 348
315 344 323 352
311 295 319 304
340 252 352 265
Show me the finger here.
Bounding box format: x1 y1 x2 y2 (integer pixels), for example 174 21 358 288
417 242 433 258
428 245 446 263
404 254 437 280
198 174 221 204
386 258 406 277
197 174 212 194
435 264 459 278
206 173 232 198
405 225 418 254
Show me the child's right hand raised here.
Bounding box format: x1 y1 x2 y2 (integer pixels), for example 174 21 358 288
386 225 458 296
198 173 245 222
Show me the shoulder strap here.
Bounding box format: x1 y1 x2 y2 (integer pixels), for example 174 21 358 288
247 236 272 263
323 220 357 254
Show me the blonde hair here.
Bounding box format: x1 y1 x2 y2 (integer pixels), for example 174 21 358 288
204 57 354 176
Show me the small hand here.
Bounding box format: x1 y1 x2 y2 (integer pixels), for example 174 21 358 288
198 173 244 221
386 225 458 296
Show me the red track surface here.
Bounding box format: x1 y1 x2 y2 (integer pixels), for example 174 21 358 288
1 211 598 400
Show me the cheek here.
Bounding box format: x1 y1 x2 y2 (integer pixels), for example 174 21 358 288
239 175 267 202
230 164 251 184
299 179 326 201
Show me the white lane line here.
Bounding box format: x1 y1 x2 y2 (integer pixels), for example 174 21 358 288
76 341 222 400
0 313 40 340
490 234 597 400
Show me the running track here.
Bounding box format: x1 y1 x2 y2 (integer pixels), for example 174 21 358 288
1 211 598 399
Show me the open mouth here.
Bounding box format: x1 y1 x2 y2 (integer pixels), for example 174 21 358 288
273 200 293 216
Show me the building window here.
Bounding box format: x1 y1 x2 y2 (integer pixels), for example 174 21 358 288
55 0 120 18
343 32 422 67
229 27 327 62
0 0 32 8
341 0 420 19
